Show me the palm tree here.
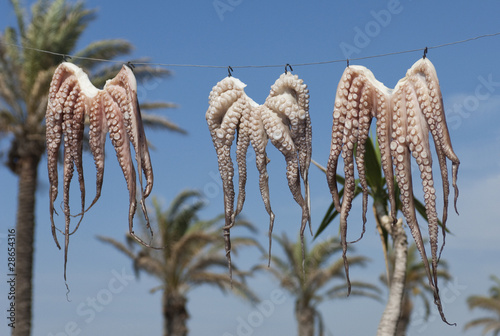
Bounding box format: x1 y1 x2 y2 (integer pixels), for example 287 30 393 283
380 241 452 336
257 232 380 336
97 190 261 336
464 275 500 335
0 1 180 335
313 136 441 335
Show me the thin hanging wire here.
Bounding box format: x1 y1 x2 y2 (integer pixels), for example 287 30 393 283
1 31 500 69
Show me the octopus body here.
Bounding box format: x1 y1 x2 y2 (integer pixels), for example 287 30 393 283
46 62 154 280
206 72 312 273
327 58 459 323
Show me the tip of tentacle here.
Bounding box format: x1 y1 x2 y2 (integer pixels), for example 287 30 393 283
84 194 101 213
223 228 233 287
51 216 61 250
267 241 272 268
144 182 153 199
452 162 460 215
299 207 310 279
140 198 154 237
300 202 311 241
300 234 306 282
65 282 71 302
434 292 456 326
305 180 313 236
267 213 275 267
347 218 367 244
343 253 352 296
64 225 70 300
130 231 164 250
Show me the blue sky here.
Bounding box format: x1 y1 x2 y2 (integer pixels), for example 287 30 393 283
1 0 500 335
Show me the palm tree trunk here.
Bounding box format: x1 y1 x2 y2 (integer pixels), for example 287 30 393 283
163 291 189 336
376 211 408 336
295 300 315 336
13 154 41 336
395 296 412 336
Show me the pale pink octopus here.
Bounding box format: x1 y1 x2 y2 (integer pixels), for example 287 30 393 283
327 57 460 324
46 62 154 280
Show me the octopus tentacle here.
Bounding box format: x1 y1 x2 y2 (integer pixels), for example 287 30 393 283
46 69 77 248
374 89 397 224
327 70 350 213
353 84 373 236
234 97 252 218
61 82 86 279
88 91 107 210
249 105 275 264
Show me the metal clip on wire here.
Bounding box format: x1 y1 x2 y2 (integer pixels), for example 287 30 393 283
125 61 135 71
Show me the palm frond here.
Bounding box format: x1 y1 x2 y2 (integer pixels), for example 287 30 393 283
464 318 500 335
188 272 259 303
468 296 500 313
95 235 136 259
9 0 26 36
140 113 186 134
140 101 179 110
171 232 220 270
307 236 341 269
73 39 133 71
166 190 202 223
96 235 164 278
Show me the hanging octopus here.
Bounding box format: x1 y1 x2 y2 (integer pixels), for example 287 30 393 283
46 62 155 280
326 57 460 324
206 71 311 274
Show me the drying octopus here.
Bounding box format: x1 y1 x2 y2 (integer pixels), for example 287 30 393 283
326 57 460 323
206 71 311 275
45 62 155 280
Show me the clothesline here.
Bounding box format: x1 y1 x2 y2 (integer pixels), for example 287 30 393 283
2 31 500 69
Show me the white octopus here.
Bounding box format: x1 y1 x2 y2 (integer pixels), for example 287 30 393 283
206 72 311 274
46 62 154 280
327 57 459 324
